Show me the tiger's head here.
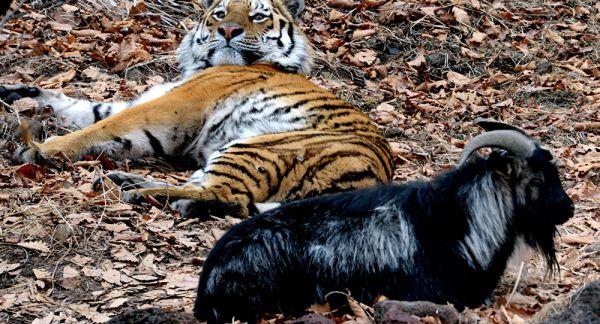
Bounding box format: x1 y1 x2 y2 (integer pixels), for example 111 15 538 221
177 0 313 78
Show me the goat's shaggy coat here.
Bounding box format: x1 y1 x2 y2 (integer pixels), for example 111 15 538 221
194 128 574 323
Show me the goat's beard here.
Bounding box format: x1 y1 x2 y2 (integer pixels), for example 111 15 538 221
524 223 559 273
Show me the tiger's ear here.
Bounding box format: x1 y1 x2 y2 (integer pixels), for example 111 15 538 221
282 0 305 19
201 0 217 9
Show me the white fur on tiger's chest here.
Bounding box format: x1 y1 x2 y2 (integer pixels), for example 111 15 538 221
186 90 310 163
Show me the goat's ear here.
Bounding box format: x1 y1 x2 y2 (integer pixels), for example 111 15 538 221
488 150 521 177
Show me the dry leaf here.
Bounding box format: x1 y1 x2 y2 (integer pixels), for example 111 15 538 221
11 97 39 112
33 268 52 280
102 269 121 285
103 222 129 232
17 241 50 253
569 22 587 32
40 69 76 88
461 47 484 59
376 103 395 112
32 315 54 324
352 29 377 40
82 266 102 278
107 297 128 309
452 7 470 26
16 164 47 182
63 265 80 279
113 247 138 263
447 71 474 86
163 273 198 290
467 31 486 45
49 21 73 32
350 50 378 66
545 30 564 44
308 302 331 314
420 6 438 16
562 234 596 245
0 261 20 275
107 203 132 212
407 53 426 68
327 0 359 8
329 9 345 20
61 4 79 12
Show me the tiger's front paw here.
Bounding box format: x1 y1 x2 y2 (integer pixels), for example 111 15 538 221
121 190 146 204
12 145 44 164
12 139 69 165
170 199 197 218
0 84 41 105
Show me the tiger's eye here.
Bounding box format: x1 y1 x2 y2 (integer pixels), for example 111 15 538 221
213 11 225 20
251 13 267 22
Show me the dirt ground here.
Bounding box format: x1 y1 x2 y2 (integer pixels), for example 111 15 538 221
0 0 598 323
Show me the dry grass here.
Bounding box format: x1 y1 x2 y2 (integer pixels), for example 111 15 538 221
0 0 598 323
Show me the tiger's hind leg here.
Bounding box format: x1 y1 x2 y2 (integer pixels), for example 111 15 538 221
123 186 252 219
99 166 262 219
93 171 177 192
116 131 393 219
121 147 278 218
95 169 205 191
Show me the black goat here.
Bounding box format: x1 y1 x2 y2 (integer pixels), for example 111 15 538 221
194 120 574 323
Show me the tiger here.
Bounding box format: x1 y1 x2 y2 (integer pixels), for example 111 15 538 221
1 0 393 218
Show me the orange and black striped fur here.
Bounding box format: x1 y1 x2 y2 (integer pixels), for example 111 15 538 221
4 0 393 218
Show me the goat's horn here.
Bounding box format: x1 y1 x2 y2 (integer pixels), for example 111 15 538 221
458 130 537 165
474 118 529 135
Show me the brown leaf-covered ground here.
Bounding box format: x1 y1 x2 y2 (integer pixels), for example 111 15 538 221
0 0 598 323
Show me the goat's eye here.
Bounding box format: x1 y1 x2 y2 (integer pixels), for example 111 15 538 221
213 11 225 20
530 178 544 186
251 13 268 22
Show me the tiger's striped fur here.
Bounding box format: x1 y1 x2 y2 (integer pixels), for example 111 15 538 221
5 0 393 218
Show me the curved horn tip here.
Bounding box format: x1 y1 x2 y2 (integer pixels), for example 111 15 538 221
458 130 537 166
473 118 530 136
473 117 493 125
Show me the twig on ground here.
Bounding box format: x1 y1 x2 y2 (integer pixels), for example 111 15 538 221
507 261 525 306
0 0 26 28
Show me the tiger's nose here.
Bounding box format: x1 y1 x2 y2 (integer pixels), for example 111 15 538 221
218 24 244 40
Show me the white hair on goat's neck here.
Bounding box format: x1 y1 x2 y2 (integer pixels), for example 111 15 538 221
458 172 514 269
307 202 418 276
506 235 533 273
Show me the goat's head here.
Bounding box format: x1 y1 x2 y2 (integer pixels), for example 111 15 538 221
459 119 574 269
